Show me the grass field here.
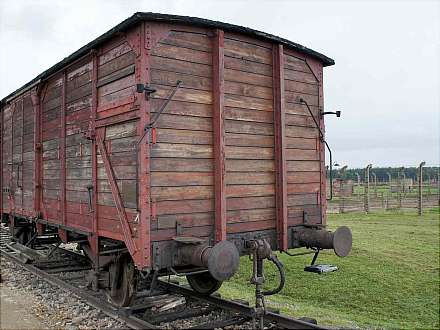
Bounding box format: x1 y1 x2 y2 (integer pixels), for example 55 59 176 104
219 208 440 329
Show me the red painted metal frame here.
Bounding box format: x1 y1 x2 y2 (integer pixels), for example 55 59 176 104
60 72 67 227
273 44 288 251
95 128 137 258
89 51 99 255
9 103 15 216
306 59 326 225
136 22 152 268
212 29 227 242
31 89 42 217
20 98 24 210
0 102 3 217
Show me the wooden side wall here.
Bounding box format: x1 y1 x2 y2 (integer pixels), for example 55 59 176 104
283 52 322 226
149 28 215 240
223 33 277 234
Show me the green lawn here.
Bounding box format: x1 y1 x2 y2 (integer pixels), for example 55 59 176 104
220 208 440 329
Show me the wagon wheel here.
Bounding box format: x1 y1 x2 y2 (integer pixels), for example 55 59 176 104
187 272 222 295
13 226 31 245
107 254 138 307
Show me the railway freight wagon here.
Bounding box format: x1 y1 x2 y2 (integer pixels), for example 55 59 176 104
1 13 351 306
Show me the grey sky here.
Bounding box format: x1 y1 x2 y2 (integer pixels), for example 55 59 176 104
1 0 439 168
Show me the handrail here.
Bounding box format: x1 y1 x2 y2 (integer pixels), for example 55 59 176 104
299 99 333 201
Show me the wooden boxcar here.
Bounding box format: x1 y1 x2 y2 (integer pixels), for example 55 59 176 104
1 13 350 306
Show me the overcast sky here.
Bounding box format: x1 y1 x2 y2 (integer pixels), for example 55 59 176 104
1 0 439 168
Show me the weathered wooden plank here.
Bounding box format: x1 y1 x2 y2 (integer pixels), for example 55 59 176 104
225 69 272 87
226 159 275 172
287 172 320 184
152 185 213 201
225 172 275 185
225 120 274 135
227 196 275 211
151 56 212 77
151 99 212 118
227 219 275 233
151 143 212 159
151 172 213 187
284 68 318 85
225 81 272 100
284 79 319 95
224 107 273 123
227 208 275 223
225 133 274 147
226 184 275 198
98 86 135 108
152 86 212 105
285 102 320 117
97 165 136 180
152 43 212 65
287 193 319 206
98 51 135 79
285 125 318 139
286 160 320 172
97 152 137 166
155 199 213 215
224 56 272 76
225 94 273 112
151 158 213 172
66 96 92 114
66 167 92 179
98 74 135 97
286 137 318 150
224 38 272 64
283 54 312 73
157 212 214 230
151 69 212 91
225 146 274 160
155 114 212 131
285 91 319 107
160 30 212 52
97 64 135 88
105 121 137 140
99 42 132 66
285 114 314 127
66 82 92 103
287 182 320 194
156 128 213 145
285 149 319 161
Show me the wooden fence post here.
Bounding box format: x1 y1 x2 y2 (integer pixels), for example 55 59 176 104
417 162 425 216
372 172 377 198
364 164 372 213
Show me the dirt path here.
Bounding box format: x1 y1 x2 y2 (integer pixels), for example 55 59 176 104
0 284 45 329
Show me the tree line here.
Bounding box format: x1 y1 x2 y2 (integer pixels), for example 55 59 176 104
331 166 440 182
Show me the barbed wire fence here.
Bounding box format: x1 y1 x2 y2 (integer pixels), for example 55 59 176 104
327 163 440 214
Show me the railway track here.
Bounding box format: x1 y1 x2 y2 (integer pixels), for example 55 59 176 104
0 226 327 329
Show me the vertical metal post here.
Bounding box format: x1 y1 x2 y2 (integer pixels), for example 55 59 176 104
356 173 361 200
212 29 226 243
273 44 287 251
398 167 404 209
364 164 372 213
372 172 377 198
138 22 151 267
31 90 42 217
418 161 425 216
89 50 99 256
0 102 3 218
60 72 67 226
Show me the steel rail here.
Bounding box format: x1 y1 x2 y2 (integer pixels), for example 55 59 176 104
0 246 158 330
158 280 328 330
1 227 328 330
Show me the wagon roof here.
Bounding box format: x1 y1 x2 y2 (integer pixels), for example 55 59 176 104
1 12 334 103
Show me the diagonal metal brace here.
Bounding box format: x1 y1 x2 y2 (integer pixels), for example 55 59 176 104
96 129 137 256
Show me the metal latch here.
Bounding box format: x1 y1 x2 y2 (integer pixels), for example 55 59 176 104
136 83 157 100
